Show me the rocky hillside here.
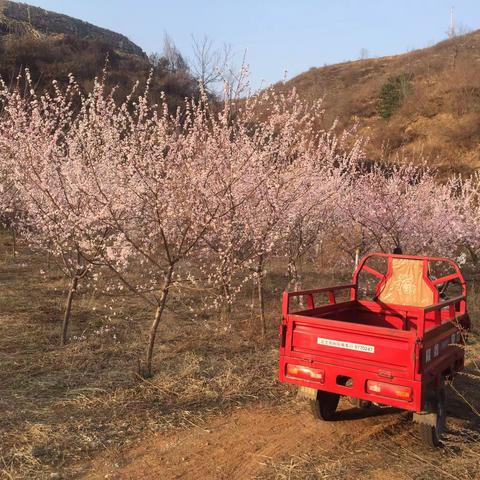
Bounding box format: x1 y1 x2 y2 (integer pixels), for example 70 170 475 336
0 1 199 109
0 0 145 56
281 31 480 174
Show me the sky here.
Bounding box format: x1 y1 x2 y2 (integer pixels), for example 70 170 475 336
23 0 480 88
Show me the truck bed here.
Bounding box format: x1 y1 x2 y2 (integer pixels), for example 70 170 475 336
279 288 466 411
281 300 416 380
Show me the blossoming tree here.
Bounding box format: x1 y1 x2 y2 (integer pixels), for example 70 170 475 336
340 163 456 257
0 74 109 345
449 172 480 265
1 68 472 378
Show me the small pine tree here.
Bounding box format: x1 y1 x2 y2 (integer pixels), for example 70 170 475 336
378 73 413 118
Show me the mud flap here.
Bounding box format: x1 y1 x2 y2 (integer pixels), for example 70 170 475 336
413 411 438 427
297 386 317 400
349 397 372 409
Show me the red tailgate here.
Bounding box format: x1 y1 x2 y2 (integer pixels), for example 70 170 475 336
284 314 416 378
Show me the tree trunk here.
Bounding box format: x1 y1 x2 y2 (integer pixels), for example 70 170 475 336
249 277 256 329
316 240 324 269
256 256 266 338
61 275 79 346
12 229 16 258
145 266 174 377
222 283 232 323
467 246 478 267
287 258 303 306
287 258 301 291
354 247 360 267
258 274 265 338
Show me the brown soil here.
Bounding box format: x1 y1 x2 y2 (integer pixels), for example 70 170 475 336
80 400 394 479
79 393 480 480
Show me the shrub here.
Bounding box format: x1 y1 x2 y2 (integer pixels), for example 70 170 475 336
378 73 413 119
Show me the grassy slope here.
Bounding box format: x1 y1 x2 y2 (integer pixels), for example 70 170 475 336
281 31 480 174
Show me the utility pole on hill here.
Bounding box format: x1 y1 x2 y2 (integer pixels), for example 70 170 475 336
448 6 456 38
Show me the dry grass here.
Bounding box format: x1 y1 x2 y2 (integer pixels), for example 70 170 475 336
0 230 479 479
0 231 294 479
280 31 480 174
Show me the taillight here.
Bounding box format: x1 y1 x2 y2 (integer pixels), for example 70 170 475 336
286 364 325 383
366 380 412 401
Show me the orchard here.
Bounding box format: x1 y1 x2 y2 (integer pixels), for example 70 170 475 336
0 71 477 376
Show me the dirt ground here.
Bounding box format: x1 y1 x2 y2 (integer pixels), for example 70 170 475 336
80 390 480 480
81 401 403 480
1 231 479 480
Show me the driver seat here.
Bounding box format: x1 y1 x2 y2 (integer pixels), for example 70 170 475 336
377 258 435 308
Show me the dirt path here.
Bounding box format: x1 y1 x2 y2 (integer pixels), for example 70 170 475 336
81 399 409 480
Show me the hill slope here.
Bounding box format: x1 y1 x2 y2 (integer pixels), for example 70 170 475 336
283 31 480 174
1 1 479 172
0 0 145 56
0 1 198 109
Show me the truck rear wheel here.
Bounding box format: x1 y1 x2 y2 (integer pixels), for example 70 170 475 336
310 390 340 421
417 387 446 448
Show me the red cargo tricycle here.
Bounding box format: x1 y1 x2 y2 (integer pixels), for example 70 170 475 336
278 253 470 447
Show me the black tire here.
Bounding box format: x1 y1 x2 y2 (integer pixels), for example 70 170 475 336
310 390 340 421
418 387 446 448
